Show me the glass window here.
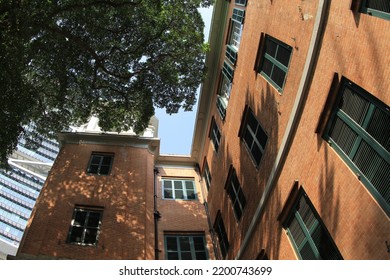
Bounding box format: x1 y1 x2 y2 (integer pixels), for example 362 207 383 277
232 8 245 24
87 153 114 175
162 179 197 200
258 35 292 92
226 168 246 221
67 206 103 246
240 107 268 167
209 118 221 152
203 160 212 191
164 234 208 260
235 0 247 6
284 191 343 260
214 211 229 258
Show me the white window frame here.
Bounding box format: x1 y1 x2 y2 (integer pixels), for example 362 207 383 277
162 178 197 200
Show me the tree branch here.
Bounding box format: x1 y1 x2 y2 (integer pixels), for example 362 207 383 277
49 0 143 17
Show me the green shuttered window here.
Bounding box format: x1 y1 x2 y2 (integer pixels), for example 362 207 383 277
258 35 292 92
203 160 212 191
226 167 246 221
240 107 268 167
209 118 221 152
324 78 390 216
360 0 390 20
222 61 234 82
214 211 229 258
284 191 343 260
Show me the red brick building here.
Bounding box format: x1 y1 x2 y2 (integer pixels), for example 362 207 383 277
194 0 389 260
14 0 389 260
14 121 214 260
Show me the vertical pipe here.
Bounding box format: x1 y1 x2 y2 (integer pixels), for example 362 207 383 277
153 167 161 260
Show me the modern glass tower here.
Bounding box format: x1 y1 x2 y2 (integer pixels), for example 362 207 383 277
0 135 59 257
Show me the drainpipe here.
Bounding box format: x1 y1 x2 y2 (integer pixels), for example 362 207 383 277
153 167 161 260
236 0 329 259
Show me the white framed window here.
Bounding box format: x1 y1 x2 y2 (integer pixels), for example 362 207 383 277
229 20 243 50
162 178 196 200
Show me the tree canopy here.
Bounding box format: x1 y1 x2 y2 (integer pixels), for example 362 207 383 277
0 0 213 167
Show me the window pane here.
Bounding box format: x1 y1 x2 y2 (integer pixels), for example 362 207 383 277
83 228 98 244
297 196 317 231
195 251 207 260
256 125 268 148
99 165 110 175
193 237 205 250
166 237 178 251
175 189 184 199
276 45 291 67
251 143 262 166
164 180 172 188
186 189 196 200
179 237 191 251
73 211 87 226
87 212 101 227
238 189 246 209
265 39 277 57
101 156 112 165
168 252 179 260
233 200 243 220
90 156 101 164
69 227 83 243
181 252 192 260
164 189 173 199
288 216 306 248
271 65 286 88
300 241 317 260
88 164 99 174
174 181 183 189
247 111 258 135
261 58 273 78
311 224 340 260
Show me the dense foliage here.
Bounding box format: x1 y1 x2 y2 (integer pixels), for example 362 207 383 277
0 0 212 167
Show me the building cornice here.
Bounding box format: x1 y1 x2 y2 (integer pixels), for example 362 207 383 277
190 0 230 163
58 132 160 157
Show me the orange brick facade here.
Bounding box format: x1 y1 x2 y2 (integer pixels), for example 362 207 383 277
15 133 214 260
199 0 389 260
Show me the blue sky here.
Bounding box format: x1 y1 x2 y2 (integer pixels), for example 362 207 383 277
155 7 213 155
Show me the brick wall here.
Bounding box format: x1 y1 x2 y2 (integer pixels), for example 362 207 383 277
202 0 389 260
18 141 156 259
155 165 215 260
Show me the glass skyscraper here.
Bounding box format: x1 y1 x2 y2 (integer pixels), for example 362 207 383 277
0 135 59 257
